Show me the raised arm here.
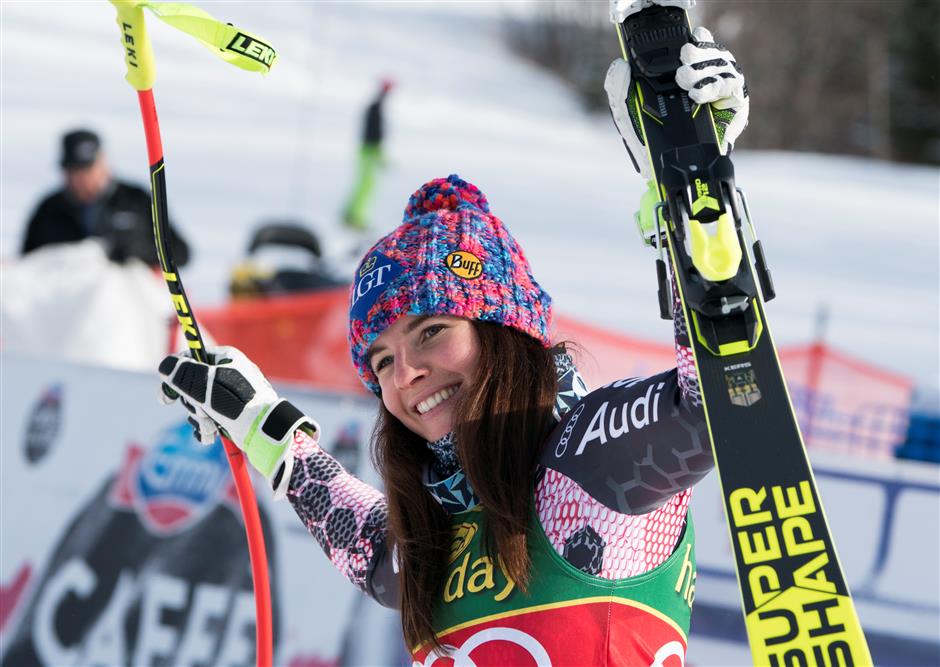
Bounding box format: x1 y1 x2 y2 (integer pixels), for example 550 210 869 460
539 16 750 514
533 302 707 580
157 345 399 607
540 328 710 515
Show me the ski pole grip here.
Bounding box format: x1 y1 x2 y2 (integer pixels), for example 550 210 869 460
111 1 156 91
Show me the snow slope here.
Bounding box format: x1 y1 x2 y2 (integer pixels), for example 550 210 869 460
1 1 937 392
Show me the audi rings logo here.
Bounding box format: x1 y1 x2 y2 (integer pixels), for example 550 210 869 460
416 627 552 667
554 403 585 458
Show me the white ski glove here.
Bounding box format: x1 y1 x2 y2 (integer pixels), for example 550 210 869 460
605 25 749 180
158 345 318 495
610 0 694 23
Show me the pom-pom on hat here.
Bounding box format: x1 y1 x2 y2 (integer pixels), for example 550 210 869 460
349 174 552 393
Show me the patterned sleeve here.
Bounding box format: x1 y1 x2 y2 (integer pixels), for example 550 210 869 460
285 429 398 607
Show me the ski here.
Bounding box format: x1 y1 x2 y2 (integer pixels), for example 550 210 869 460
615 5 873 665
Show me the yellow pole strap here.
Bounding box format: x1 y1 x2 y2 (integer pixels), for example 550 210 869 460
111 0 277 91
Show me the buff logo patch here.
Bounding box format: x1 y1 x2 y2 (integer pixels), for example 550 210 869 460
446 251 484 279
351 251 402 321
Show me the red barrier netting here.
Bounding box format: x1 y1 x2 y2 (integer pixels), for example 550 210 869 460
199 289 361 394
198 290 912 458
778 344 912 458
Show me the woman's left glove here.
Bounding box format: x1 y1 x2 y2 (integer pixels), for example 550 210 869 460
158 345 316 491
605 25 749 180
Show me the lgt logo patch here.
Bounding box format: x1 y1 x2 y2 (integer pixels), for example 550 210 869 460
351 251 403 321
359 255 376 277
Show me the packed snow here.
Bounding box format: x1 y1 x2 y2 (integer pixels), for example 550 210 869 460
2 1 937 395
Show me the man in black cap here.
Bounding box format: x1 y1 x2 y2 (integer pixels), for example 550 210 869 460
21 128 190 267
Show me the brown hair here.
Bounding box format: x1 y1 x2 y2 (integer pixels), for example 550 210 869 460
372 320 559 651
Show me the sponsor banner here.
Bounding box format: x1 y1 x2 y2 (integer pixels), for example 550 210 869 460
780 344 912 458
0 353 402 666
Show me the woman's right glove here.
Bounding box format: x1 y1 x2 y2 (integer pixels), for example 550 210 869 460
605 25 749 181
158 345 317 495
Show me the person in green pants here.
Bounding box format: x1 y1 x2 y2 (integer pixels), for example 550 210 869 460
343 78 394 232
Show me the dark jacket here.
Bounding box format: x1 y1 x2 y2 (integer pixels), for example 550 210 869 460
22 180 190 267
362 94 387 146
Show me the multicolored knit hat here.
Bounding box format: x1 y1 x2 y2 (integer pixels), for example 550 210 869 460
349 174 553 393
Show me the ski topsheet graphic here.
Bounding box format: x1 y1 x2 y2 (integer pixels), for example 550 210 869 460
614 5 873 665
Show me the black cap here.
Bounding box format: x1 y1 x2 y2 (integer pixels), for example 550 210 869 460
60 129 101 169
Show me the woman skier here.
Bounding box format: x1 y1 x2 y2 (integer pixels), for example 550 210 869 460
158 11 747 664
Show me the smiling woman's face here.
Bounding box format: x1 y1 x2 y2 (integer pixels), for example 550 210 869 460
369 315 480 442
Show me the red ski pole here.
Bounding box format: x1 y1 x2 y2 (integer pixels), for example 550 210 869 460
110 3 278 664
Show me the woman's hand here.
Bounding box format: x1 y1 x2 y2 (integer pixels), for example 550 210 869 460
605 25 749 180
158 345 316 487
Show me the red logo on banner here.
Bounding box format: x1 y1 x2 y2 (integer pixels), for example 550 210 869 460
109 422 238 535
